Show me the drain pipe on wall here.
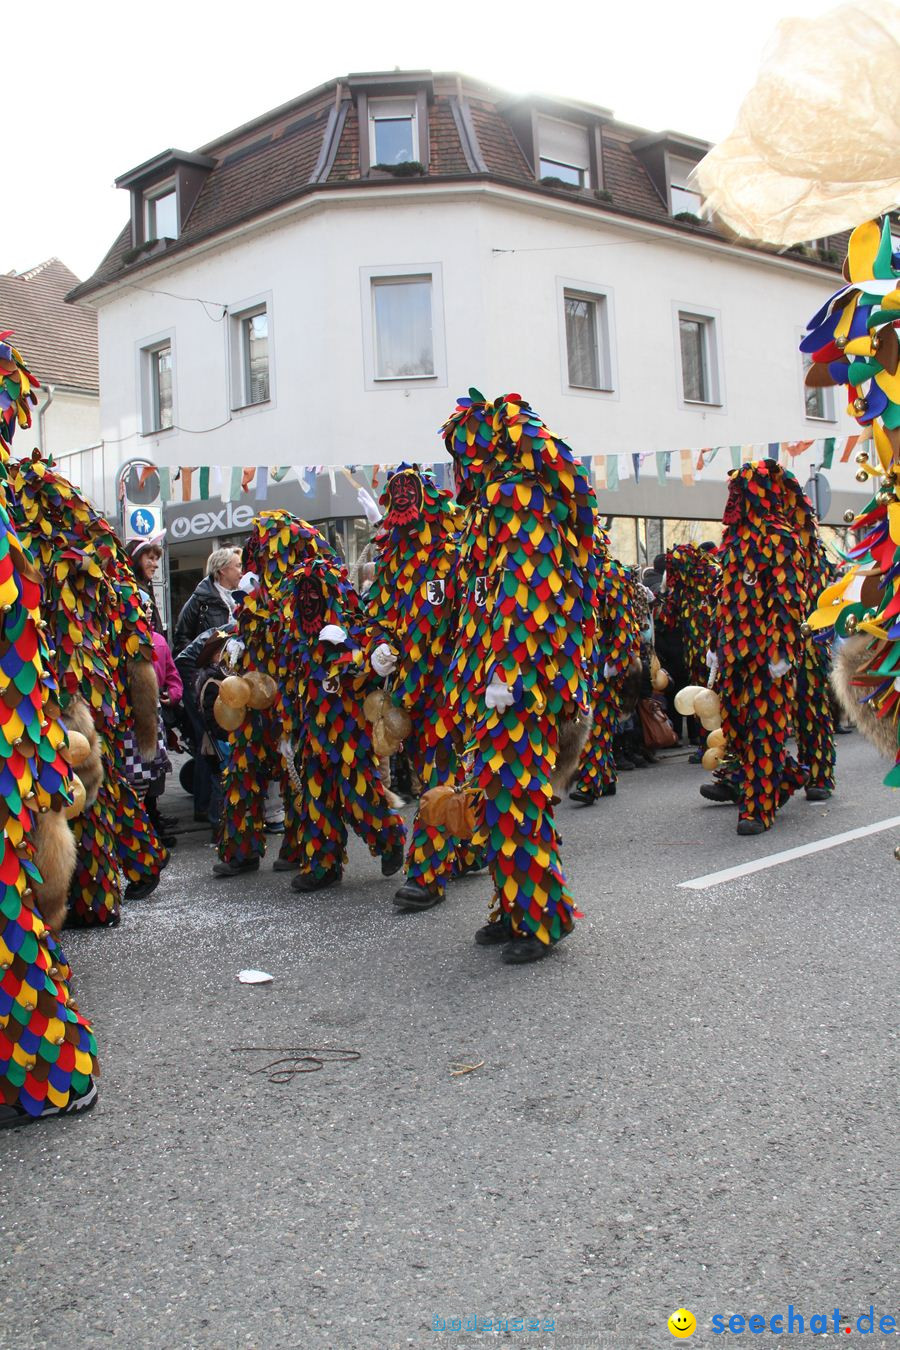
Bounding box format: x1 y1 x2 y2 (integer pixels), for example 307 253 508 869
37 383 55 454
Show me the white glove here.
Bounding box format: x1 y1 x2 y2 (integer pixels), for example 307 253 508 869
485 676 514 712
223 638 245 667
603 661 617 680
371 642 398 676
237 571 259 593
358 487 383 525
768 658 790 679
318 624 347 645
705 650 719 683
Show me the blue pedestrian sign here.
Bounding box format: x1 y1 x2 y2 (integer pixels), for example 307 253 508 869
130 508 156 536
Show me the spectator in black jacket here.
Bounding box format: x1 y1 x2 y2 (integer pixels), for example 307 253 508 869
193 634 233 838
174 621 238 820
173 547 242 655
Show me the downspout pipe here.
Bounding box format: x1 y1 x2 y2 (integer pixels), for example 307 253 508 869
37 383 55 456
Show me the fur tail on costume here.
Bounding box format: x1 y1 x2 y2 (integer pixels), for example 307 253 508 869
550 710 592 797
831 635 897 759
32 807 78 933
128 658 160 760
64 695 104 805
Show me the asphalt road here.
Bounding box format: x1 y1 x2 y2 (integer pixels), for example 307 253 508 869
2 735 897 1350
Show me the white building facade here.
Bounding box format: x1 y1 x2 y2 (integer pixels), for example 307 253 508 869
69 72 863 554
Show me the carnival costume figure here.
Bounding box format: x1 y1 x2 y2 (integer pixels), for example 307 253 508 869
802 219 900 793
364 463 482 910
214 511 337 877
704 459 813 834
278 554 406 892
656 542 720 699
570 529 640 804
440 390 597 963
9 454 165 922
793 537 838 801
0 333 98 1127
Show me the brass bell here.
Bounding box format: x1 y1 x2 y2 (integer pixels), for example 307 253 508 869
844 614 858 634
800 622 812 638
855 450 870 465
853 397 868 414
843 509 856 523
855 470 869 482
835 336 847 350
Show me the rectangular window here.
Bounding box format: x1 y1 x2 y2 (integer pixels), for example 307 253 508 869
564 291 610 390
678 311 720 404
144 183 178 240
802 351 835 421
241 309 269 405
537 115 590 188
669 155 703 217
149 344 173 430
369 98 418 167
372 276 434 379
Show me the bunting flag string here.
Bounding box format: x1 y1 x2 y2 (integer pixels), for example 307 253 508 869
134 434 869 511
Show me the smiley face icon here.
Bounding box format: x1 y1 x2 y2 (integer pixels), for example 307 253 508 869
668 1308 697 1338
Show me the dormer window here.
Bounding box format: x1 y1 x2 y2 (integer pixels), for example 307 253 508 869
369 98 419 166
537 115 591 188
668 156 703 216
116 150 213 253
144 182 178 241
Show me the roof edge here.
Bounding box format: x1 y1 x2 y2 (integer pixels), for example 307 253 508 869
115 149 216 189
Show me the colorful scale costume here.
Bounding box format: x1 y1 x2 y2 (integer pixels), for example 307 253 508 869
441 390 597 957
9 455 164 923
278 555 406 888
0 334 98 1124
365 464 479 900
573 529 640 800
656 543 721 687
710 460 815 832
793 538 837 797
803 218 900 789
217 511 341 870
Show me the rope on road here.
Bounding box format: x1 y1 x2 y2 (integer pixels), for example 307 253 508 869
450 1060 484 1077
230 1046 361 1084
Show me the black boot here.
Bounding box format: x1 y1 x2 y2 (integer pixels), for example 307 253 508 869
394 880 443 910
474 914 513 945
291 866 341 893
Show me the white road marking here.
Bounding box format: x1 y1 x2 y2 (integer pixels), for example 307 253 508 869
679 815 900 890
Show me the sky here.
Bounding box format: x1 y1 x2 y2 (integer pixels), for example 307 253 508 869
7 0 834 281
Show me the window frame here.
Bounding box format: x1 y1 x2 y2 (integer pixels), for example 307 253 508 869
536 115 592 189
673 304 725 410
228 294 275 413
138 330 176 436
368 97 420 168
359 263 447 391
557 278 617 398
800 343 836 424
143 180 178 242
667 155 704 218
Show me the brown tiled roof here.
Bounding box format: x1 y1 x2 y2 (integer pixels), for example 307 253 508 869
428 99 473 176
600 131 668 220
186 102 330 236
68 72 845 304
328 101 359 182
467 98 532 180
1 259 98 392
